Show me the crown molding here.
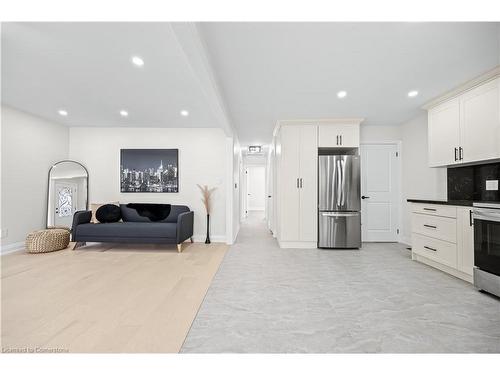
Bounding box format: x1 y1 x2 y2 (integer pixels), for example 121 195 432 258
422 65 500 110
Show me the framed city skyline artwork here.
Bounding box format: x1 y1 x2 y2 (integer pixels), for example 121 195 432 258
120 149 179 193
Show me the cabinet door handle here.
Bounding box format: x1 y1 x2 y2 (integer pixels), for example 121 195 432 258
424 246 437 252
336 135 339 145
469 210 473 226
459 147 463 160
423 208 436 211
423 224 437 229
299 178 303 188
296 178 299 188
454 147 458 161
340 135 342 145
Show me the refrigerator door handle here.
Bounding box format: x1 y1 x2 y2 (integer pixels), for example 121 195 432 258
321 212 360 217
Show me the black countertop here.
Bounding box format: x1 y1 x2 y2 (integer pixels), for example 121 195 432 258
406 199 473 207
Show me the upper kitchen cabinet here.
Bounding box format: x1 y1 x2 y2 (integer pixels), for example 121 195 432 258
318 120 362 148
426 72 500 167
428 98 461 167
460 78 500 163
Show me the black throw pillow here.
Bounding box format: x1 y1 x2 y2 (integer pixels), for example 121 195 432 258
96 204 122 223
126 203 171 222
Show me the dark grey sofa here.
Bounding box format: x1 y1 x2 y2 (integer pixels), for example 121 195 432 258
71 204 194 252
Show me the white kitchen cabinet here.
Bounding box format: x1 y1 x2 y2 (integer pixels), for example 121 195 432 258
278 126 301 241
318 123 360 148
426 76 500 167
411 203 473 283
428 99 461 167
277 124 318 247
457 207 474 276
460 78 500 164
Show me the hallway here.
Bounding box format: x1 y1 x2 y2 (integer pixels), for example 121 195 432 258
181 212 500 353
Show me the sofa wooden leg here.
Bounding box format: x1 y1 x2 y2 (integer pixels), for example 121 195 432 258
190 237 194 243
177 244 182 253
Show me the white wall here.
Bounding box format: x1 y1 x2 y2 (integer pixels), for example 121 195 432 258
400 114 447 244
69 127 228 242
1 106 69 252
360 118 447 245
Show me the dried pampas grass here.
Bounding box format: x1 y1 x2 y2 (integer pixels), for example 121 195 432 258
197 184 216 214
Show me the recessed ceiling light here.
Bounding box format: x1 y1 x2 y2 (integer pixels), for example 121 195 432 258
58 109 68 116
337 90 347 99
131 56 144 67
180 110 189 117
408 90 419 98
119 110 129 117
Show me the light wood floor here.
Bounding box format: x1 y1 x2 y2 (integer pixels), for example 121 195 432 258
1 242 228 353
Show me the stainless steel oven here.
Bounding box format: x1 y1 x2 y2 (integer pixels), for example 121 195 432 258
472 202 500 297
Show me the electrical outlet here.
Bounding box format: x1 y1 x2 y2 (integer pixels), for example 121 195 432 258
0 228 8 239
486 180 499 191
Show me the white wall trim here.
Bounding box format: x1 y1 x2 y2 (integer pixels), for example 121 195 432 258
1 241 25 255
400 236 411 247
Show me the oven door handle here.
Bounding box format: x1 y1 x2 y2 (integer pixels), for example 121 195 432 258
473 210 500 223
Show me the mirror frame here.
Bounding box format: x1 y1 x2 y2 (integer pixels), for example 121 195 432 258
46 159 89 228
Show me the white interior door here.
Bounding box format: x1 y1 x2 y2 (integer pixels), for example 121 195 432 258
247 166 266 211
361 143 400 242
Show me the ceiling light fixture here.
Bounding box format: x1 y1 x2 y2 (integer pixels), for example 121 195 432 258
119 110 129 117
180 110 189 117
131 56 144 67
248 145 262 154
58 109 68 116
408 90 419 98
337 90 347 99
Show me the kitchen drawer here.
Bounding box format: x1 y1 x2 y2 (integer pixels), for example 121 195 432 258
412 233 457 269
411 213 457 243
411 203 457 218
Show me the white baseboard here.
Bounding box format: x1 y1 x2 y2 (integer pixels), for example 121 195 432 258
191 235 227 243
1 241 25 255
399 236 411 247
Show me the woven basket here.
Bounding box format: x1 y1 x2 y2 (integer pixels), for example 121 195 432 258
25 228 71 254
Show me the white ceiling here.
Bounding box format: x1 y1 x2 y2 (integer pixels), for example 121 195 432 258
201 22 500 146
2 22 500 147
1 23 227 130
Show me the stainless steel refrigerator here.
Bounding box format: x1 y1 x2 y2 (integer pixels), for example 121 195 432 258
318 155 361 248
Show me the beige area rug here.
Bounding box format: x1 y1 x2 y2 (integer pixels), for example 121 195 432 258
1 242 228 353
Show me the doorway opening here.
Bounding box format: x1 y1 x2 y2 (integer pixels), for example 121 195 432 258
244 165 266 220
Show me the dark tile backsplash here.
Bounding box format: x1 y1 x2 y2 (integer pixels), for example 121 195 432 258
448 162 500 202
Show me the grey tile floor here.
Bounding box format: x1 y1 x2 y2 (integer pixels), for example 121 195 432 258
181 212 500 353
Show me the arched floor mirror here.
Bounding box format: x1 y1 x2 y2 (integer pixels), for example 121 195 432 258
47 160 89 228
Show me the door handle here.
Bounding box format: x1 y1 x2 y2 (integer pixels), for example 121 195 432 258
296 178 299 188
454 147 458 161
459 147 463 160
299 178 303 188
340 135 342 145
361 195 370 199
469 210 473 226
423 224 437 229
424 246 437 252
336 135 339 145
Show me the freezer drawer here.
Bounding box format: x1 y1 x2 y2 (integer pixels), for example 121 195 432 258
318 211 361 248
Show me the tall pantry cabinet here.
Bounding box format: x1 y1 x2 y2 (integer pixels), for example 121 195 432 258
276 124 318 248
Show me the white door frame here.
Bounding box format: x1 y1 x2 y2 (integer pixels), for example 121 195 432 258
360 141 402 243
